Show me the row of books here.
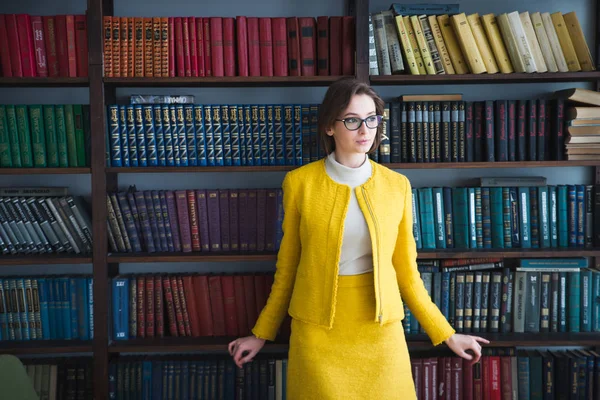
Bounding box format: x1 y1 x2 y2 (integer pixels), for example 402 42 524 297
407 258 598 335
0 191 92 255
411 182 600 250
0 14 88 78
111 273 281 340
0 276 93 341
109 358 286 400
0 104 90 169
25 359 92 400
106 103 312 168
102 15 355 78
107 187 283 255
369 5 593 76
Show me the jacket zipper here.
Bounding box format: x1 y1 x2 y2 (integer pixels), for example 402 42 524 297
361 186 383 324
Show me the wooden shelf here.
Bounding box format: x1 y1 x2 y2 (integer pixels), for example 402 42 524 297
106 160 598 174
108 249 599 263
0 168 91 175
103 75 351 87
0 340 93 355
0 77 89 87
108 333 600 354
108 252 278 263
0 254 92 265
369 71 600 85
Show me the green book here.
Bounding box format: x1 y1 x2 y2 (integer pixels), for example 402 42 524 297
28 105 47 167
15 105 33 167
0 106 12 167
42 105 59 167
73 104 86 167
54 105 69 167
4 105 22 167
64 104 78 167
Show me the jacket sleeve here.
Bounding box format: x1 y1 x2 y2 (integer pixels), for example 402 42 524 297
392 176 456 346
252 172 301 341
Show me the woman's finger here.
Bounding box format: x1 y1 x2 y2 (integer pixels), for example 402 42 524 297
228 340 236 355
473 336 490 344
240 349 258 365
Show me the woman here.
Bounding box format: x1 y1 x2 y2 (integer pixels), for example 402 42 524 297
228 77 489 399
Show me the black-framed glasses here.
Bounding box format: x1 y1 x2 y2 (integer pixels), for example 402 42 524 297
335 115 383 131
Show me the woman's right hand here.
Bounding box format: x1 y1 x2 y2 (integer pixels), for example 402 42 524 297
228 335 266 368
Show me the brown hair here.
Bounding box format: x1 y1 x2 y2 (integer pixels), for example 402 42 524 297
317 77 385 155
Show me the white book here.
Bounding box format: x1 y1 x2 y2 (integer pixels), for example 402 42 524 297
520 12 548 72
541 12 569 72
507 11 537 73
530 12 559 72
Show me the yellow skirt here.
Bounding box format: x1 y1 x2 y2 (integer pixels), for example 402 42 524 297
286 271 417 400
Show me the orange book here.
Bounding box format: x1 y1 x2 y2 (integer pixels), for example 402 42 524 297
134 18 144 77
103 16 113 77
144 17 153 77
153 17 162 77
120 17 128 77
111 15 120 77
128 17 134 77
161 17 169 77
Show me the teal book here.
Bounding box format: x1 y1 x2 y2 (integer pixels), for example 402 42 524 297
0 106 12 167
54 105 69 167
489 187 504 248
452 187 469 249
530 187 539 248
581 268 592 332
567 185 577 247
501 187 512 248
509 187 520 247
549 185 558 248
63 104 78 167
518 187 531 248
538 186 550 248
576 185 585 247
474 187 483 248
468 188 477 249
568 271 581 332
432 187 446 249
418 188 435 249
557 185 568 247
15 105 33 167
42 105 59 167
4 105 22 167
411 189 422 249
28 105 47 167
481 187 492 248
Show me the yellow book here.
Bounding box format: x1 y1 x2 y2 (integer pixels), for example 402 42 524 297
394 15 420 75
530 12 559 72
450 13 487 74
466 13 499 74
480 14 514 73
519 12 548 73
496 13 526 73
550 12 582 71
563 11 595 71
541 12 569 72
404 16 427 74
410 15 436 75
428 15 455 74
437 14 469 74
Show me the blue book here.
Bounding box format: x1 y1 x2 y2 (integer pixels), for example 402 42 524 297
142 105 158 166
125 106 138 167
411 189 422 249
468 187 477 249
210 105 222 166
183 104 197 166
310 104 320 161
69 277 79 339
221 105 232 166
301 105 311 165
60 277 71 340
592 270 600 332
284 105 294 165
87 278 94 339
267 105 277 165
418 188 435 249
175 105 188 166
48 279 57 339
77 277 89 340
107 105 121 167
432 187 446 249
517 353 531 399
142 361 152 400
229 105 241 166
251 105 261 166
133 105 147 167
153 104 166 167
294 105 302 166
490 187 504 248
160 105 174 167
259 105 268 165
518 187 531 248
443 187 454 248
581 268 592 332
242 105 253 166
538 186 551 248
452 187 469 249
118 105 130 167
203 105 215 167
390 3 459 15
36 278 50 340
238 105 247 166
193 105 207 166
181 361 189 400
169 105 180 166
112 276 129 340
557 185 568 247
441 271 451 319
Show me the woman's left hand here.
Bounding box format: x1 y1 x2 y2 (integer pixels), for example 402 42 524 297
444 334 490 364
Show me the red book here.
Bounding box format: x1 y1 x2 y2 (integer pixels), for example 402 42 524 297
176 276 192 336
16 14 36 77
154 276 164 337
168 17 175 77
189 17 197 77
254 274 267 319
221 275 238 336
5 14 22 77
170 276 187 336
285 17 300 76
210 17 224 77
236 16 248 76
298 17 316 76
271 18 287 76
473 362 483 400
136 276 146 338
195 18 204 76
192 275 214 336
30 16 48 77
203 18 212 76
145 276 155 337
208 275 226 336
74 15 88 77
182 17 191 77
182 276 201 337
258 17 273 76
174 17 184 77
65 15 77 77
452 357 463 400
328 17 342 75
489 356 501 400
247 17 260 76
233 275 249 335
462 358 474 400
0 15 12 77
54 15 69 77
499 355 512 400
482 356 490 400
341 16 355 75
222 17 235 76
162 276 179 336
243 274 258 328
316 16 329 76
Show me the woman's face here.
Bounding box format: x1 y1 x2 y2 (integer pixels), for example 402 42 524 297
328 94 378 157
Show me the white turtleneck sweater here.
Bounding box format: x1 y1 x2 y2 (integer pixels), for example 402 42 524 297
325 152 374 275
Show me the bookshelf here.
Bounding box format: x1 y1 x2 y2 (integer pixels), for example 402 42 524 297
1 0 600 397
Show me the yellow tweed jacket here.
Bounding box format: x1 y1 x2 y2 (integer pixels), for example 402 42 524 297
252 158 456 346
